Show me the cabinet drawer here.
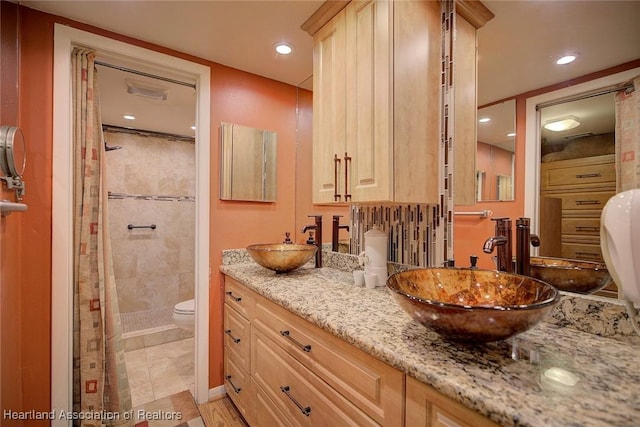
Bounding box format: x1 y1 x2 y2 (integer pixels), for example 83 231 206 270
561 218 601 236
224 353 253 425
561 242 604 262
224 303 251 372
253 296 404 426
540 156 615 190
254 380 296 427
225 277 254 319
251 329 377 427
558 191 615 211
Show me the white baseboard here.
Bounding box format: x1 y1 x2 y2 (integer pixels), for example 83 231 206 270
208 385 226 401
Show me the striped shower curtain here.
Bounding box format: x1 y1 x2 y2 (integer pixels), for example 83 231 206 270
615 76 640 191
72 47 132 426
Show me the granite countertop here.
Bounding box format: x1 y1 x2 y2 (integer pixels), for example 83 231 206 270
220 262 640 427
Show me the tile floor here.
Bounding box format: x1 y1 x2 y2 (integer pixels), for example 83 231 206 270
125 337 195 407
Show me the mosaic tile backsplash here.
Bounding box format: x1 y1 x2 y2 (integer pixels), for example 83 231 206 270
349 204 440 268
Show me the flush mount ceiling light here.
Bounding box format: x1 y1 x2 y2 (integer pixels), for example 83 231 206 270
478 117 491 123
544 116 581 132
126 79 168 101
556 55 576 65
123 114 136 120
274 43 293 55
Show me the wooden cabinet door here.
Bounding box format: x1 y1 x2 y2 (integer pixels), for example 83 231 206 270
345 0 392 202
406 376 499 427
312 8 347 203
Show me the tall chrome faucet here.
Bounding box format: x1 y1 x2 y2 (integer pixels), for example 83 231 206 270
483 218 513 272
332 215 349 252
302 215 323 268
515 217 540 276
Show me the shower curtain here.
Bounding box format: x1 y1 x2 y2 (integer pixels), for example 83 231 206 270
615 76 640 191
72 47 132 426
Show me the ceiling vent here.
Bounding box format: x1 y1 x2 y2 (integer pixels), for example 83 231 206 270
126 79 168 101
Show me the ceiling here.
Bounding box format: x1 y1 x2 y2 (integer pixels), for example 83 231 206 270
19 0 640 139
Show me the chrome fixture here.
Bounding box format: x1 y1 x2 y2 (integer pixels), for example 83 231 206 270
483 217 513 272
302 215 323 268
331 215 349 252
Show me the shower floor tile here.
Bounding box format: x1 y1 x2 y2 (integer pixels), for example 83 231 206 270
121 307 174 334
125 337 194 407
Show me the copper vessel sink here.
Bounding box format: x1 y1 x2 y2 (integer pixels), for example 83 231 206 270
247 243 317 273
529 256 612 294
387 268 559 343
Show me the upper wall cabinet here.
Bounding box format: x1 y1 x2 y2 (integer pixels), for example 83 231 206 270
306 0 493 205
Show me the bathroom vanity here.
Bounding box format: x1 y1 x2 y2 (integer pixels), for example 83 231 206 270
220 256 640 427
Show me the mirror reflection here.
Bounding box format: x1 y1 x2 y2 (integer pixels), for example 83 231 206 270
537 92 617 298
476 100 515 201
220 122 277 202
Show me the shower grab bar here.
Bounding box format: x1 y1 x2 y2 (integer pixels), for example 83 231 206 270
127 224 157 230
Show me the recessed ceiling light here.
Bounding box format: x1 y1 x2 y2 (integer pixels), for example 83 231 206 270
507 132 516 137
544 116 581 132
123 114 136 120
556 55 576 65
275 43 293 55
478 117 491 123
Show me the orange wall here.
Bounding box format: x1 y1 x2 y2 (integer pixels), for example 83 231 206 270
0 2 25 422
0 5 306 414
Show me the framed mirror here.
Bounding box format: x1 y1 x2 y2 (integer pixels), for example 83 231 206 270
0 125 26 199
219 122 277 202
476 100 515 201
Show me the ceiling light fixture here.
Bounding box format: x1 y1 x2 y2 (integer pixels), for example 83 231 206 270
544 116 581 132
191 125 196 130
507 132 516 137
275 43 293 55
556 55 576 65
478 117 491 123
123 114 136 120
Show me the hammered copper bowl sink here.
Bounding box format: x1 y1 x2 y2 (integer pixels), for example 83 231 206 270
529 256 613 294
247 244 317 273
387 268 559 343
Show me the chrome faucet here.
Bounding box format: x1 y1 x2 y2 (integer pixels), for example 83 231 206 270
483 218 513 272
515 217 540 276
302 215 323 268
332 215 349 252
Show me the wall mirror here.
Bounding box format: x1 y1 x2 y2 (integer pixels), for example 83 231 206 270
0 125 27 200
476 100 515 201
219 122 277 202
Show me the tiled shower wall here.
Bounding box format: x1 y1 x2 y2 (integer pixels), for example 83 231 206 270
105 127 195 319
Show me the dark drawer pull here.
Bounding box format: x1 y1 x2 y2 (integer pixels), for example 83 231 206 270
280 386 311 416
225 375 242 394
575 226 599 232
225 291 242 302
280 330 311 352
224 329 241 344
576 173 601 179
575 200 601 205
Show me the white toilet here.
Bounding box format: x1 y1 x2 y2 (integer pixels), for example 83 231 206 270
172 299 195 332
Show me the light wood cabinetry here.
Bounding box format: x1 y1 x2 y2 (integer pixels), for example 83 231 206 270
406 376 500 427
310 0 490 205
223 278 256 425
539 154 618 297
223 275 500 426
311 0 441 204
